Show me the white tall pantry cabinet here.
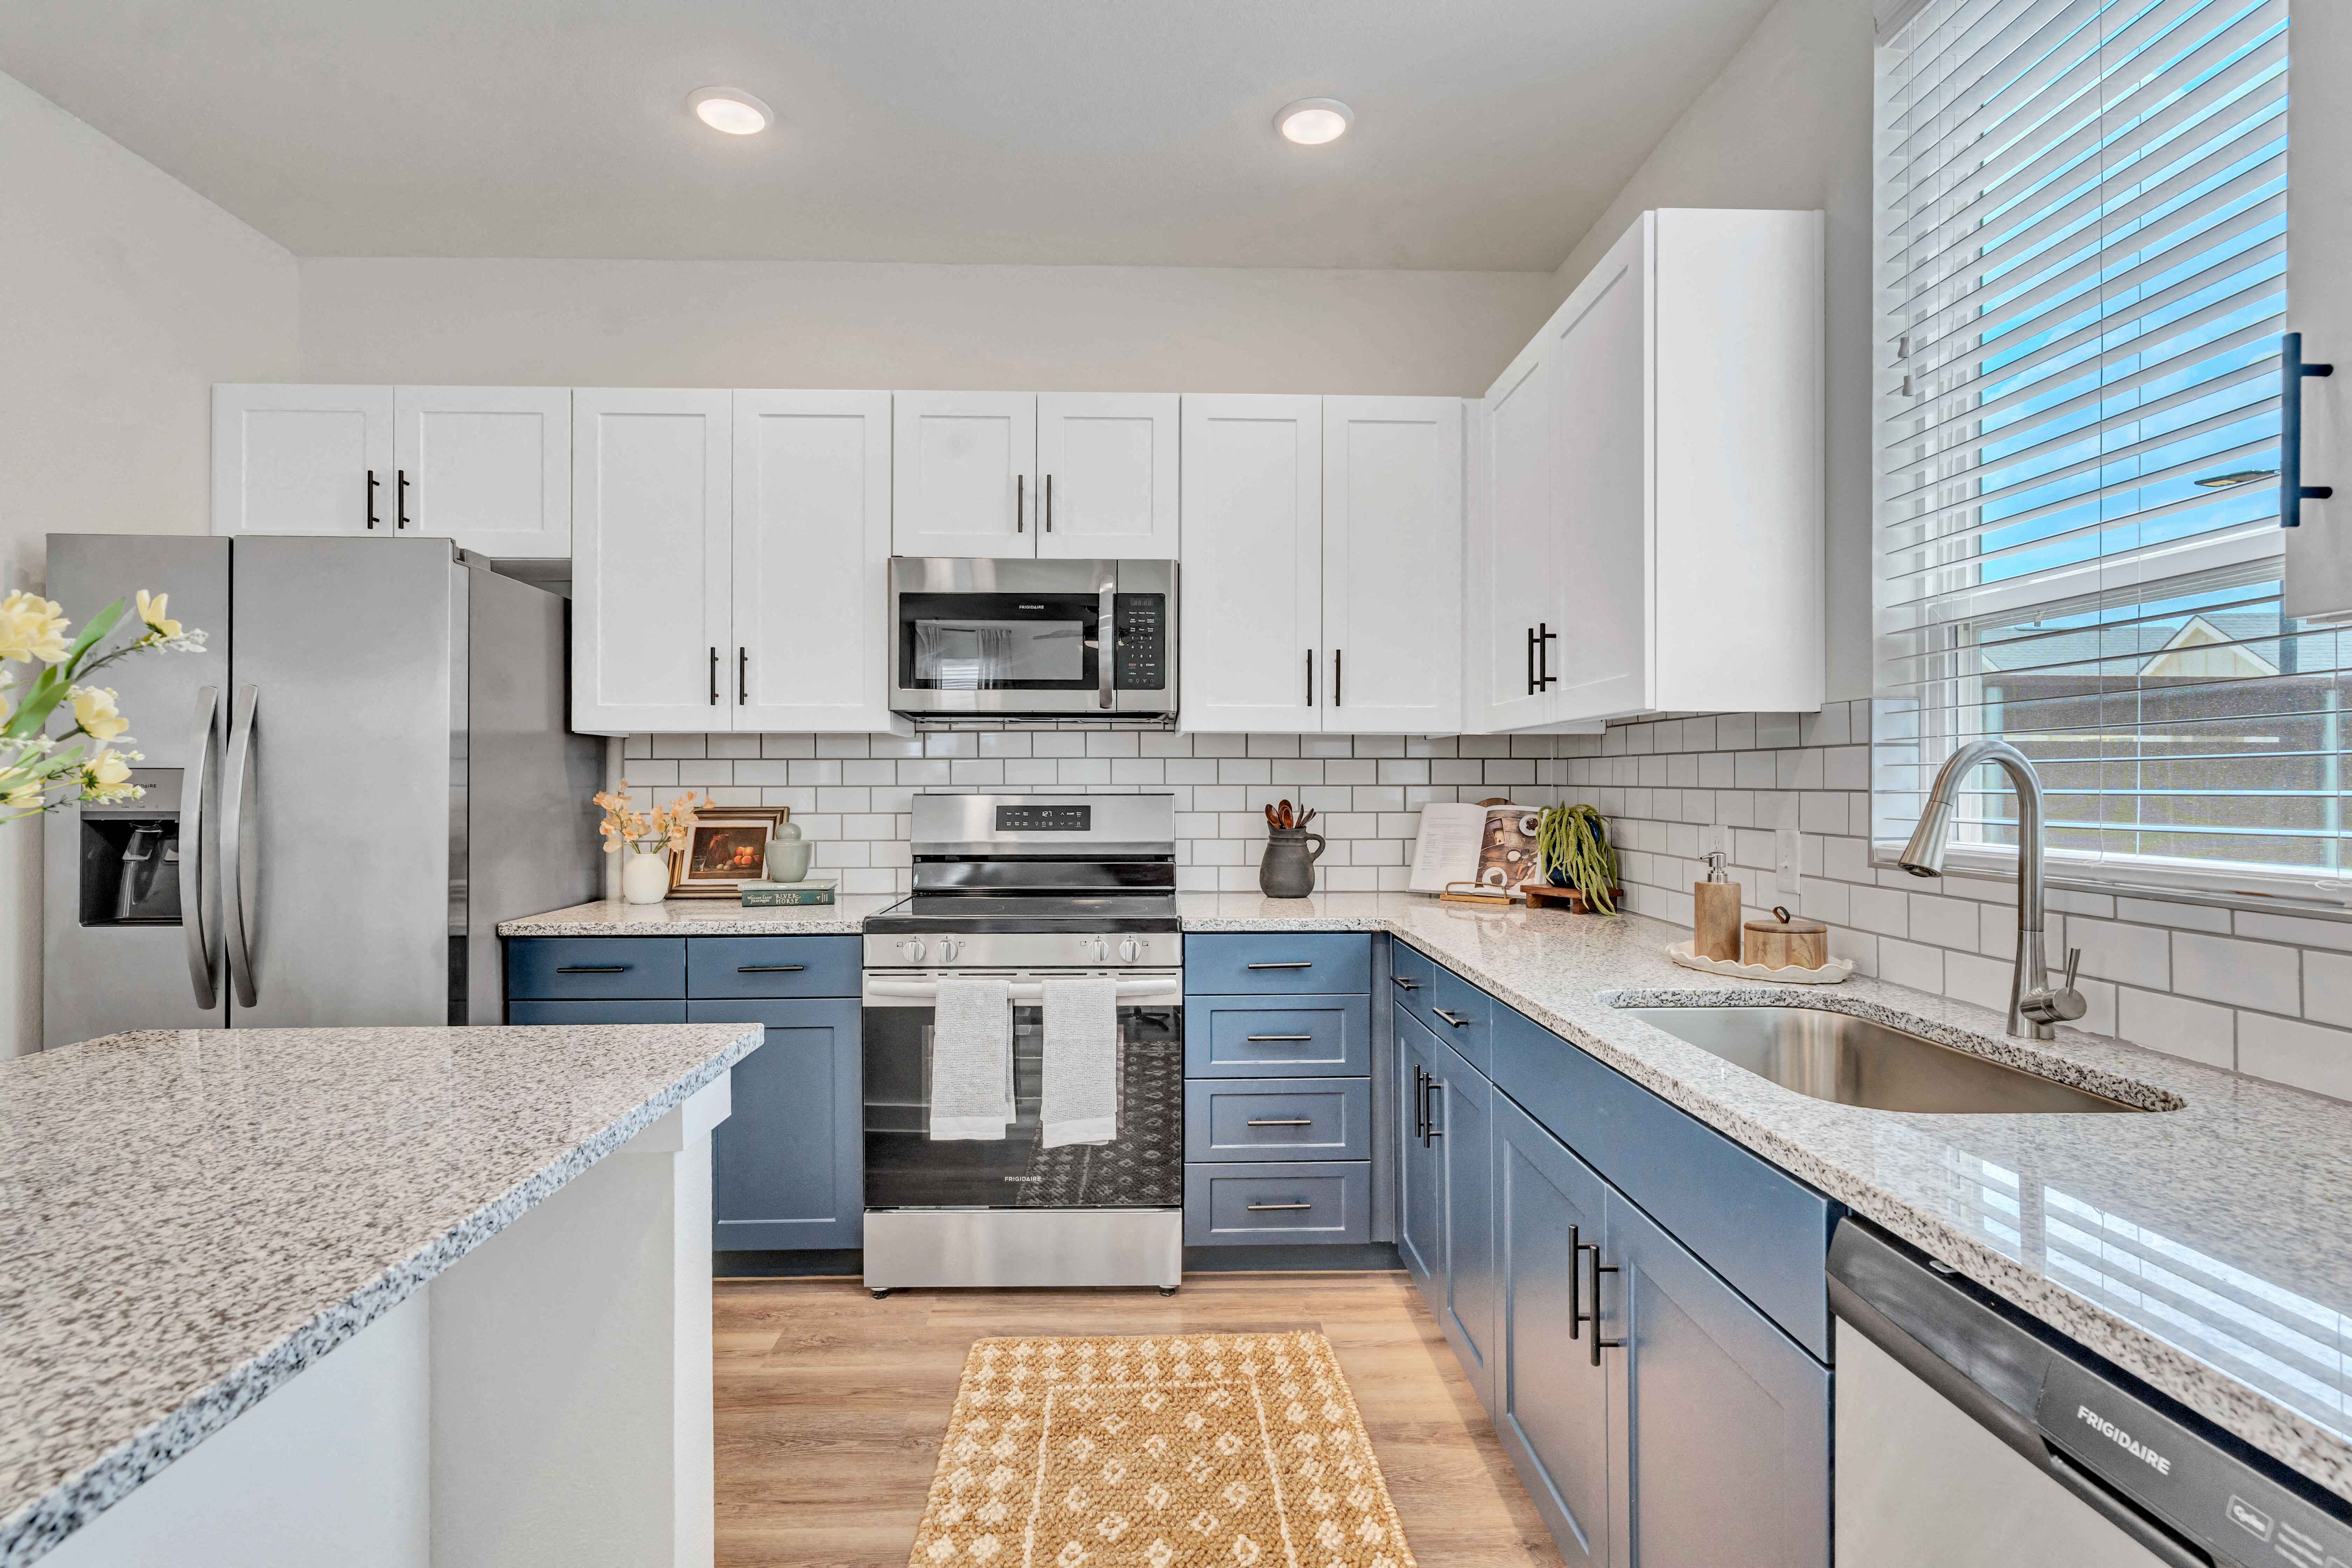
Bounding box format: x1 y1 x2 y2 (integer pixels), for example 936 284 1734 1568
1181 395 1463 734
570 390 901 737
1466 209 1826 729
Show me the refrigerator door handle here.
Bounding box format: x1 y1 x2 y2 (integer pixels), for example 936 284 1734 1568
220 684 261 1008
183 686 221 1008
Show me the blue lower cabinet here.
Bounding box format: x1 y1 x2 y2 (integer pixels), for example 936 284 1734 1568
1184 932 1372 995
1183 994 1372 1077
1396 1007 1444 1293
1491 1094 1613 1566
1434 1043 1498 1413
506 999 687 1024
1182 1162 1372 1245
506 937 686 1002
1184 1078 1370 1162
686 935 861 1000
1606 1187 1830 1568
687 997 863 1251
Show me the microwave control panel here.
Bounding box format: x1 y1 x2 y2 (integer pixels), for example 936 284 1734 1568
1113 594 1168 690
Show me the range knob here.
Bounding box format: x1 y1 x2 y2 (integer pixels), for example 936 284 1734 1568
1119 937 1144 963
897 938 928 964
939 937 962 964
1082 936 1109 963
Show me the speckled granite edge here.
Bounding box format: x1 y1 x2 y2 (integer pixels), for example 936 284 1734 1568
0 1025 761 1568
498 911 869 936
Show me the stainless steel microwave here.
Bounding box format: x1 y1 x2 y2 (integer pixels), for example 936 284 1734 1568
888 557 1178 718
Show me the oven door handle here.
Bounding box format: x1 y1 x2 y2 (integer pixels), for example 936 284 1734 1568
862 976 1182 1005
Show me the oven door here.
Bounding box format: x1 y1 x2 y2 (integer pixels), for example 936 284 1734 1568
862 971 1183 1210
888 557 1175 715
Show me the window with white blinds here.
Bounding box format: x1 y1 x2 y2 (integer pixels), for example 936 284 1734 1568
1869 0 2336 900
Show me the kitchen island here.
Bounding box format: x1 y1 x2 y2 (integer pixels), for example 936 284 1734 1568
508 891 2352 1503
0 1020 760 1568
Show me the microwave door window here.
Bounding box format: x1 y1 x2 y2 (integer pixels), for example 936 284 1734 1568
911 618 1087 689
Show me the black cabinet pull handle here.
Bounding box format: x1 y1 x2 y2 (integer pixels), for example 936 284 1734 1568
738 647 748 706
1411 1065 1427 1140
1392 975 1420 990
2283 331 2336 526
1537 622 1559 688
1246 961 1313 969
1526 625 1536 694
1422 1077 1443 1145
1245 1033 1312 1042
396 468 410 530
556 964 627 974
1247 1202 1313 1212
365 469 379 530
1586 1243 1623 1365
1246 1118 1314 1127
1016 472 1025 532
1045 472 1054 532
1432 1008 1472 1028
1332 648 1342 707
1568 1224 1585 1339
737 964 805 973
1305 648 1314 706
708 646 718 705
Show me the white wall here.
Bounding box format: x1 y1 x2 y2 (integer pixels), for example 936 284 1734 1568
1548 0 1874 702
0 69 299 1056
295 258 1558 395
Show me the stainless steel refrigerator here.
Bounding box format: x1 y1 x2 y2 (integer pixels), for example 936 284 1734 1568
43 535 603 1049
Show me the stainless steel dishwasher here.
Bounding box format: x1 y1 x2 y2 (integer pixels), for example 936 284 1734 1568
1829 1219 2352 1568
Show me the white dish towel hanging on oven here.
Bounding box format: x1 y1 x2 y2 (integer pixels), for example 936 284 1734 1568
1041 976 1119 1147
929 976 1013 1140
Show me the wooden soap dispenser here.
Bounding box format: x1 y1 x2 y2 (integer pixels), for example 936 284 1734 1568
1693 849 1742 962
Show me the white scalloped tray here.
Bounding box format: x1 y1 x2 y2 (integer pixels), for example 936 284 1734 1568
1666 940 1853 985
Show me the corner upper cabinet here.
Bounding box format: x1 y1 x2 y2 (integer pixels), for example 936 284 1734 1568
571 388 734 735
1037 393 1181 559
733 391 898 732
1180 395 1324 732
1466 209 1825 729
892 392 1037 558
392 386 572 558
213 385 395 537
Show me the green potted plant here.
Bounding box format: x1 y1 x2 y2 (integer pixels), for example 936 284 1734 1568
1536 803 1620 914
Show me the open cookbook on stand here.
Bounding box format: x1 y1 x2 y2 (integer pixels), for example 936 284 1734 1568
1407 802 1547 897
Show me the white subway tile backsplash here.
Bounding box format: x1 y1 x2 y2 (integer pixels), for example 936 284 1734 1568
2170 932 2298 1014
2117 988 2235 1068
2237 1011 2352 1101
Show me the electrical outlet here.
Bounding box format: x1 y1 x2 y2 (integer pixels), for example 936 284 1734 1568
1775 827 1802 895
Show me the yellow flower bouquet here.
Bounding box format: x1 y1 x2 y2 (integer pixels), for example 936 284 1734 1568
0 588 206 822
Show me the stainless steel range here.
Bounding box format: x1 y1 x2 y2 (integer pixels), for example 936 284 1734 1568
861 794 1183 1294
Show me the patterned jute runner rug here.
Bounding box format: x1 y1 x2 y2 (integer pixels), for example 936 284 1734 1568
908 1331 1418 1568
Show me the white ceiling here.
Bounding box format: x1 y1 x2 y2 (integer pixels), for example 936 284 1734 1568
0 0 1778 270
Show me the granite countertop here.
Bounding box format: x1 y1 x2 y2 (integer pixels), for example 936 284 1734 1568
0 1021 761 1567
499 891 2352 1498
498 895 899 936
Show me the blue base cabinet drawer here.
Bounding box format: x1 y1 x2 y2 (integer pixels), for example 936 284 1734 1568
1184 995 1371 1078
1185 1078 1372 1162
507 937 685 1001
1427 964 1496 1077
687 936 860 999
1491 1003 1837 1360
1183 1162 1372 1245
1390 941 1436 1012
1185 933 1371 996
508 999 688 1025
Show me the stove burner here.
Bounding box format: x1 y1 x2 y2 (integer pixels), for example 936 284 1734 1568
864 891 1180 935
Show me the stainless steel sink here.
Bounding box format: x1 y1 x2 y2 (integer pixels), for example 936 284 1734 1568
1618 1006 2147 1114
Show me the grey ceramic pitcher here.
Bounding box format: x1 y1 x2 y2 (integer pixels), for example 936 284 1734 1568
1259 827 1327 898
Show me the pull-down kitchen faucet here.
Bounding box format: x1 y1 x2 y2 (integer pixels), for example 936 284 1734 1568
1897 738 2085 1040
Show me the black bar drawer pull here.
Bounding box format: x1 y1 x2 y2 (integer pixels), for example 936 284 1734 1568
1246 961 1314 969
737 964 806 973
1432 1008 1472 1028
1246 1118 1314 1127
555 964 628 974
1246 1033 1312 1042
1247 1202 1314 1212
1392 976 1420 990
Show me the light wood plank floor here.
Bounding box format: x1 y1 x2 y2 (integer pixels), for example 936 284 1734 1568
714 1270 1568 1568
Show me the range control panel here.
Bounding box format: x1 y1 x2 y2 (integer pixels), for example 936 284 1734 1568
1113 594 1168 690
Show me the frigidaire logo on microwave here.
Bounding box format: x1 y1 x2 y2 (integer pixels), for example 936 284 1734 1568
2077 1404 2174 1476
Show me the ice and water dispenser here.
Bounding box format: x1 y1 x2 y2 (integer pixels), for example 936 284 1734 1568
76 768 184 926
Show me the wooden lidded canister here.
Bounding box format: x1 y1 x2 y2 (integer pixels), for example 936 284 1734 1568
1743 906 1829 971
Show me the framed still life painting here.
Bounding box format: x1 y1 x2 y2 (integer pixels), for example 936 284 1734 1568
668 807 789 898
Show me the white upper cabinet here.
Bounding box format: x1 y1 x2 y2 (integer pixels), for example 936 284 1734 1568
1322 397 1463 734
213 385 394 537
392 387 572 558
1181 396 1323 733
891 392 1037 558
570 389 733 736
217 385 571 556
1465 209 1825 729
1036 393 1180 559
732 391 897 733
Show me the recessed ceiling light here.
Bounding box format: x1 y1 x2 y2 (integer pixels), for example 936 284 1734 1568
1276 98 1353 146
688 87 773 136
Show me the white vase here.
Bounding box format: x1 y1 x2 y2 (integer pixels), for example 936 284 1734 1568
621 846 670 906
